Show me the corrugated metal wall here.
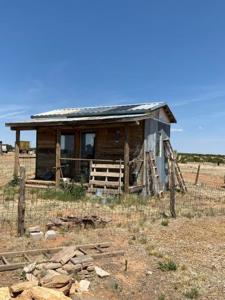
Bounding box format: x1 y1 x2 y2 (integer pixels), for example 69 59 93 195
144 118 170 193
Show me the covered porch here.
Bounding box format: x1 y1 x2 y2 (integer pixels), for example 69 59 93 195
12 120 145 194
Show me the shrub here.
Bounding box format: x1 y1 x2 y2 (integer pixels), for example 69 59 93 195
158 260 177 271
184 288 199 299
161 219 169 226
41 183 86 202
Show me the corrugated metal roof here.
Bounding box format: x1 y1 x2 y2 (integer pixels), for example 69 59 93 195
32 102 165 119
6 102 176 128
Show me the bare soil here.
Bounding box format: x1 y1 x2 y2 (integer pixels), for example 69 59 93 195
0 216 225 299
180 163 225 188
1 155 225 299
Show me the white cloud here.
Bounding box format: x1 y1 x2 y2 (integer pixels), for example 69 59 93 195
0 110 27 119
171 128 183 132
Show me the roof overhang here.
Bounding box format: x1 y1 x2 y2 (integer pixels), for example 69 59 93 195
5 103 177 130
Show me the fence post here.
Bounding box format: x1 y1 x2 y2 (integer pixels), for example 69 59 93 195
194 164 201 185
18 166 26 236
170 159 176 218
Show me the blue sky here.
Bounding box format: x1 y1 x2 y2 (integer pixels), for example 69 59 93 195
0 0 225 154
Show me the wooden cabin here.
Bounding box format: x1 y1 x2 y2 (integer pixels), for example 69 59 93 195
6 102 176 195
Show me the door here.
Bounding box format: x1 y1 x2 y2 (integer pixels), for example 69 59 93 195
81 132 96 181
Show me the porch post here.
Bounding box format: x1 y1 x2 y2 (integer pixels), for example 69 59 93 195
75 130 81 178
124 126 130 194
55 129 61 187
14 129 20 178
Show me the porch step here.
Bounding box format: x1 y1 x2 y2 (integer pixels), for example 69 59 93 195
26 179 55 186
26 184 52 189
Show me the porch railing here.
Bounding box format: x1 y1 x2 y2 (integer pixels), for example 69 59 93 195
59 157 144 193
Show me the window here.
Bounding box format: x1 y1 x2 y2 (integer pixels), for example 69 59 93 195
81 132 96 158
61 134 74 157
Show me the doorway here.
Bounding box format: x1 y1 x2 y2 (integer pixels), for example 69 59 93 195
81 132 96 181
60 134 75 178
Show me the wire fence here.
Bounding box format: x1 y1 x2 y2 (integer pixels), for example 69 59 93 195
0 156 225 235
0 181 225 235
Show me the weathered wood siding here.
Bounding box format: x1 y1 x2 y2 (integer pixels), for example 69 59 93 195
35 123 144 183
36 128 56 179
95 123 144 161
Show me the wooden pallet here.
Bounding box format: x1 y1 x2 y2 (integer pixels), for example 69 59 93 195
0 242 124 272
88 162 124 194
164 139 187 193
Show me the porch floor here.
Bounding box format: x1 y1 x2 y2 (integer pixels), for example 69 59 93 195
26 179 56 189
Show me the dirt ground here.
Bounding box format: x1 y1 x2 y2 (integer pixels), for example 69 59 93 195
1 154 225 299
1 216 225 300
180 163 225 188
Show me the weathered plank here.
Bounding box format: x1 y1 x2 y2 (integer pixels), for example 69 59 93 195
90 171 124 178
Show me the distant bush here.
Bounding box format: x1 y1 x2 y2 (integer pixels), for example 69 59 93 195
178 153 225 164
158 260 177 271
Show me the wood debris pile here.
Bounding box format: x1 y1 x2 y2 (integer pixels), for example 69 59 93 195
47 215 111 230
23 246 96 283
0 243 123 299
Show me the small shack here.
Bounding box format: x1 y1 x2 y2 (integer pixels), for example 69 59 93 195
6 102 177 195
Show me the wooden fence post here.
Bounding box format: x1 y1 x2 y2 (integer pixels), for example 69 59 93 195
14 130 20 178
124 126 130 194
18 166 26 236
55 129 61 187
170 159 176 218
194 164 201 185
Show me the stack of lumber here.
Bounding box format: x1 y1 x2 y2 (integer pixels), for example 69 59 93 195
47 215 111 230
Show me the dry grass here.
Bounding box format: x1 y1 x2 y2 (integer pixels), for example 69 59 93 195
1 156 225 298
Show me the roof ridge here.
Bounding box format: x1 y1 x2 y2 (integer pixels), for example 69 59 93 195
32 101 166 116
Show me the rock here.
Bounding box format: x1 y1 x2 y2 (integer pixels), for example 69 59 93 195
87 265 95 272
56 268 68 275
77 279 90 292
19 286 71 300
30 231 44 241
0 287 10 300
45 230 57 240
69 282 79 295
70 256 93 265
33 269 40 277
42 274 72 289
36 263 46 270
63 263 82 273
74 250 85 256
57 282 72 295
43 262 62 270
26 273 38 282
40 270 59 283
28 226 40 233
10 281 38 296
146 270 153 275
23 262 37 273
94 266 110 278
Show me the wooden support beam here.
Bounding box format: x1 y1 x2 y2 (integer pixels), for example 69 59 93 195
75 130 81 177
124 126 130 194
55 129 61 187
170 159 176 218
18 166 26 236
14 129 20 177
